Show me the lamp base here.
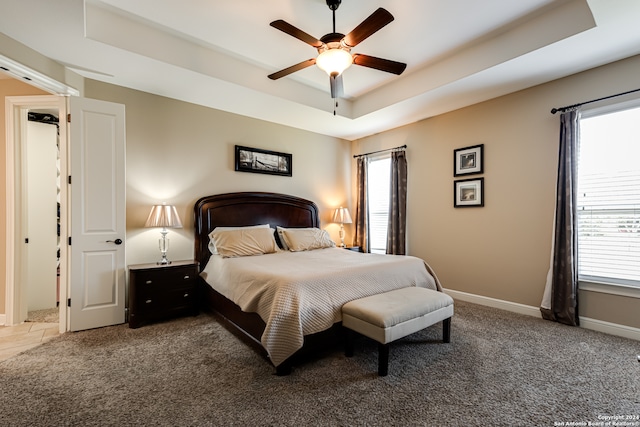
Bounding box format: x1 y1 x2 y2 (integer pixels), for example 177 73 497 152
157 233 171 265
157 253 171 265
338 225 346 248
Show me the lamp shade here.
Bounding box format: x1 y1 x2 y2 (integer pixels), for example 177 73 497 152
144 204 183 229
333 207 352 224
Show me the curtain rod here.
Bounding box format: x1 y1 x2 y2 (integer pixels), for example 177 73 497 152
550 87 640 114
353 144 407 159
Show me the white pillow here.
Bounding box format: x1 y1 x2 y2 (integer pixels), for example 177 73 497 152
208 224 270 254
277 227 336 252
210 227 279 258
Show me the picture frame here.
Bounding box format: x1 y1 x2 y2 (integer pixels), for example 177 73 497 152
454 144 484 176
454 178 484 208
235 145 292 177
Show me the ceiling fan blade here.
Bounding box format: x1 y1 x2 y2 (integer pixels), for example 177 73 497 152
270 20 323 48
329 73 344 98
268 59 317 80
343 8 394 48
353 54 407 75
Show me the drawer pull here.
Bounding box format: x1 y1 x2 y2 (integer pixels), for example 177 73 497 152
145 299 152 304
145 280 153 284
183 293 190 298
183 275 190 280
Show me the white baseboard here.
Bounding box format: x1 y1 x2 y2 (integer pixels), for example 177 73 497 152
443 288 640 341
443 288 542 318
0 314 6 326
578 316 640 341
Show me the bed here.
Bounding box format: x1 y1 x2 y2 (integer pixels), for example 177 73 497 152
194 192 441 374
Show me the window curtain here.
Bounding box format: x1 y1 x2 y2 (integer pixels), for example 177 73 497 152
386 150 407 255
540 109 580 326
354 156 370 253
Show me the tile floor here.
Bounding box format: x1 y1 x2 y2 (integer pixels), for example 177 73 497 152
0 322 60 362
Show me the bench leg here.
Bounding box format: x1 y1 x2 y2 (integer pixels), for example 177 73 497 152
443 317 451 343
378 343 389 376
345 328 354 357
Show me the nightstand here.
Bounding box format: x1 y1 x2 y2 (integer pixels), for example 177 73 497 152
344 246 362 252
128 260 199 328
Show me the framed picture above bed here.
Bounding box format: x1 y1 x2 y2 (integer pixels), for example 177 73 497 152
454 177 484 208
235 145 292 177
453 144 483 176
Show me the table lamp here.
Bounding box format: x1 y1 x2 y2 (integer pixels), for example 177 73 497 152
333 207 352 247
145 203 183 264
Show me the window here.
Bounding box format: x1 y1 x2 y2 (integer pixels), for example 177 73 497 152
578 103 640 288
367 156 391 254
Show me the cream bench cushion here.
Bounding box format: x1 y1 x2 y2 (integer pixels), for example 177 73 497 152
342 287 454 376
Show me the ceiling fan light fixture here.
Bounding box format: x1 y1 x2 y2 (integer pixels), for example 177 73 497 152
316 47 353 76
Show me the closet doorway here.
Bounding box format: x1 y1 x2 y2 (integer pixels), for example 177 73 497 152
5 95 68 333
24 112 60 322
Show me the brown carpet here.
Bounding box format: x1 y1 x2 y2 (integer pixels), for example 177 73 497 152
1 300 638 426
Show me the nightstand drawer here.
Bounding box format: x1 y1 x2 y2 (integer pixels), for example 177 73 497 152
135 269 196 289
137 286 196 311
128 260 199 328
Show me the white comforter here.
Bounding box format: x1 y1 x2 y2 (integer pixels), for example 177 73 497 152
200 247 442 366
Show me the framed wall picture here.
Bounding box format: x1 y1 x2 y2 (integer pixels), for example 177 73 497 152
454 144 484 176
235 145 292 177
454 178 484 208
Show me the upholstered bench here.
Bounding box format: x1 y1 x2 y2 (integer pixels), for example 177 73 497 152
342 287 454 376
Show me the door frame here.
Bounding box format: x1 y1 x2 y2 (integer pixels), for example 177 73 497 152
5 95 69 333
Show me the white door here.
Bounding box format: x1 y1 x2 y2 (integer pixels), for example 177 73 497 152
68 97 126 331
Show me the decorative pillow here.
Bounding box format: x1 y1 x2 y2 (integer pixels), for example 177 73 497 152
208 224 270 254
278 227 336 252
210 227 279 258
276 226 290 251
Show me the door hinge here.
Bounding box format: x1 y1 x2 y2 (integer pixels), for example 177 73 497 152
67 113 71 123
67 298 71 307
68 175 72 184
25 238 29 243
68 237 72 245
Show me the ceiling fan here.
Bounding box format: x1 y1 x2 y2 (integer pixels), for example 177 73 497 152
268 0 407 99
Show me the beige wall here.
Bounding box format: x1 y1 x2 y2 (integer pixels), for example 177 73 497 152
0 78 49 314
353 54 640 329
83 80 352 267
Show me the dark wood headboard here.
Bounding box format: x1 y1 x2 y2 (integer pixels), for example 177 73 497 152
193 192 320 270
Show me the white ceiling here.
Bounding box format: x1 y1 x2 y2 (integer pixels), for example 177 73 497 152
2 0 640 140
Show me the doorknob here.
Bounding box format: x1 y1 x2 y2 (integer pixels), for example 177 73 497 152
106 238 123 245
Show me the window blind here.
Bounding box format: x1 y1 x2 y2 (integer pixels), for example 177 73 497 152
578 106 640 287
367 157 391 254
577 171 640 285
